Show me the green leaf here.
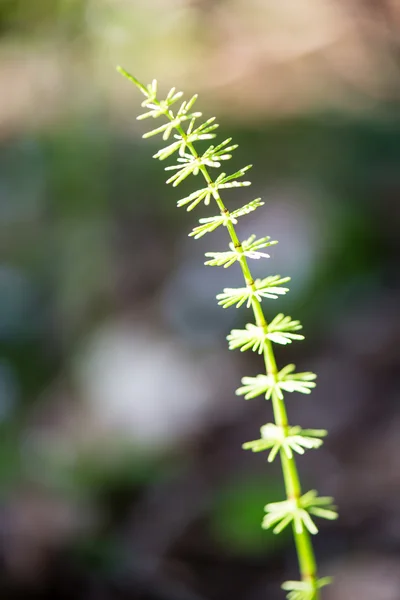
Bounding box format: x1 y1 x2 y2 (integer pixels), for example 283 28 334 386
230 198 264 219
204 138 238 162
144 114 190 140
227 323 268 353
165 152 223 186
189 214 226 238
236 364 317 400
205 235 276 268
216 275 290 309
142 120 174 138
138 92 193 121
236 374 274 400
282 577 333 600
184 94 199 112
188 200 264 238
263 490 337 535
153 116 219 162
243 424 327 462
177 183 219 211
153 140 182 160
185 116 219 145
227 312 302 355
218 165 252 186
277 364 317 397
266 313 304 345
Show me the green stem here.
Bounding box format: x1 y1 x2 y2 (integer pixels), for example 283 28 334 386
165 116 319 598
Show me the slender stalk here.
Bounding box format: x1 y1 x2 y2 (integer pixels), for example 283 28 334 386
168 123 320 594
119 70 338 599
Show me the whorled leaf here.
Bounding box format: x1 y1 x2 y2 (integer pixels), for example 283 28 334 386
154 116 219 161
165 140 242 187
189 198 264 238
205 235 277 268
228 313 303 355
142 108 202 140
217 275 290 309
227 323 268 354
263 490 338 535
243 424 327 462
236 364 317 400
165 152 220 186
230 197 264 219
177 180 221 211
282 577 333 600
266 313 304 345
189 214 227 238
216 165 253 189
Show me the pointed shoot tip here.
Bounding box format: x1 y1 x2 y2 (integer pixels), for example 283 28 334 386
117 66 148 96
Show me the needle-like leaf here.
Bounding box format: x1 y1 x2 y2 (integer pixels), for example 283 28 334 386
243 424 327 462
236 364 316 400
217 275 290 309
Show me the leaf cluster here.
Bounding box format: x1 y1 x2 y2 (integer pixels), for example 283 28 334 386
243 424 327 463
205 235 277 268
263 490 338 535
189 198 264 238
227 313 304 355
282 578 333 600
236 364 317 400
217 276 290 309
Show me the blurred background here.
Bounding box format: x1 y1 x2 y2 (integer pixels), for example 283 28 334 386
0 0 400 598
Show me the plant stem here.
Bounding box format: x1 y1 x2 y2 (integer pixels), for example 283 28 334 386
164 119 320 597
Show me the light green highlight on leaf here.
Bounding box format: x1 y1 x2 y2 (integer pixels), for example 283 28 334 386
236 364 317 400
187 197 263 238
165 149 233 186
266 313 304 345
205 235 277 268
243 424 327 462
178 170 252 212
153 117 218 161
217 275 290 309
263 490 338 535
228 323 270 354
282 577 333 600
228 313 304 355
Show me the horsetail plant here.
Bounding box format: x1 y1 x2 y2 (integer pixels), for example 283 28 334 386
118 67 338 600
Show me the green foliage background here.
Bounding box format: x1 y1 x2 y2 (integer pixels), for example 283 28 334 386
0 1 399 599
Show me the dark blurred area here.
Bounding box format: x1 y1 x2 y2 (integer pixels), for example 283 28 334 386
0 1 399 599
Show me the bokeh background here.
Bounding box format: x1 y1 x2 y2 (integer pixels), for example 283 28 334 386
1 1 400 599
